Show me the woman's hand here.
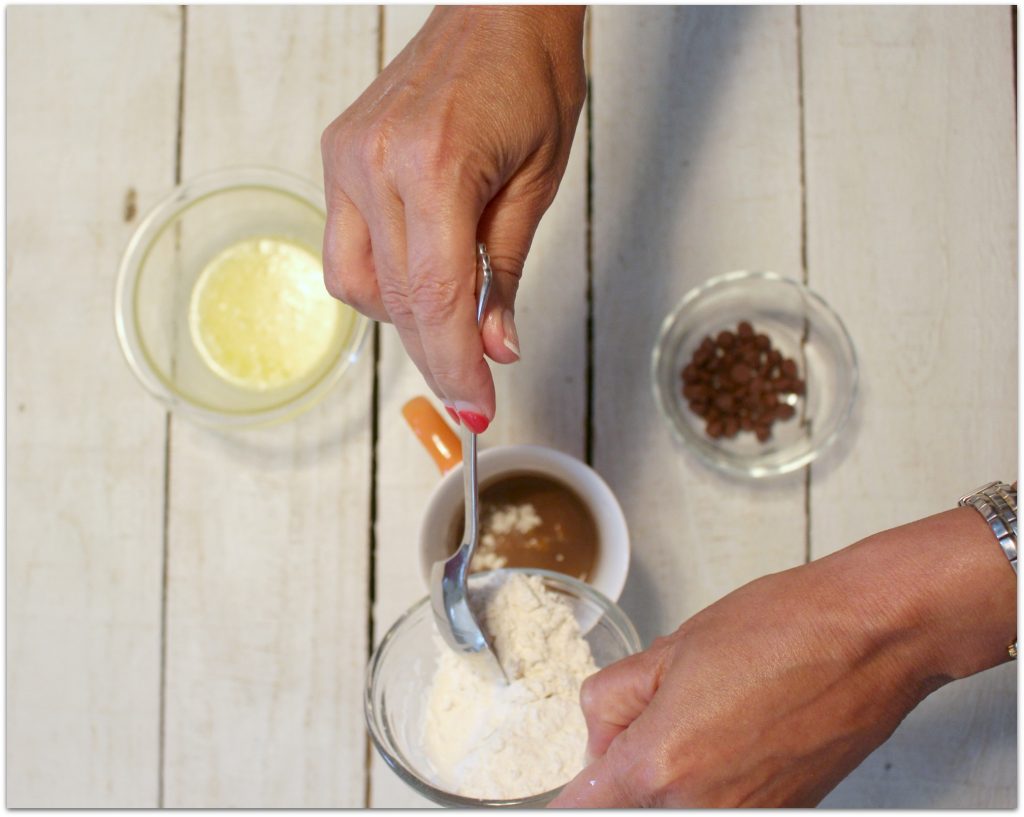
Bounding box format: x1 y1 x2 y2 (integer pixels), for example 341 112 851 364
549 508 1016 807
320 7 587 431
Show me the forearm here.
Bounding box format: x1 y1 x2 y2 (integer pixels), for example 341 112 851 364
815 505 1016 706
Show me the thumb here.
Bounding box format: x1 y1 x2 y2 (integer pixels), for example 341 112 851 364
578 638 669 763
477 188 547 364
549 641 672 809
547 748 636 809
480 261 521 364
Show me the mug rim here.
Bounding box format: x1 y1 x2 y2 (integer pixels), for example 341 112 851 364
417 444 631 602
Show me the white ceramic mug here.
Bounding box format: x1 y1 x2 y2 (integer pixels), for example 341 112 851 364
412 437 631 603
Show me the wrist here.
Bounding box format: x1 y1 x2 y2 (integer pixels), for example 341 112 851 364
459 5 586 64
817 508 1016 706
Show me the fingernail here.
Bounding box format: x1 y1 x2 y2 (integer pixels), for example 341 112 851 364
501 309 520 359
443 404 461 425
455 402 491 434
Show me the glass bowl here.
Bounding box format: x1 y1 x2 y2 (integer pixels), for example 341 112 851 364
365 568 643 807
652 270 858 478
114 166 369 428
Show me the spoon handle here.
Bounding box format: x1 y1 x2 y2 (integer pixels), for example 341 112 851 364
459 244 494 574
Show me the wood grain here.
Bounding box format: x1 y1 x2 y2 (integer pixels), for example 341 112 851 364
160 7 378 807
6 6 181 806
590 6 807 642
6 5 1016 808
369 5 589 806
802 7 1017 807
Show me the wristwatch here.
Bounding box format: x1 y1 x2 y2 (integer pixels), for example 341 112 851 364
959 481 1017 658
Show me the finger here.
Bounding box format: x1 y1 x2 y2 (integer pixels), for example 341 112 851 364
476 170 563 362
322 189 388 322
579 639 669 762
547 748 636 809
363 197 448 402
476 193 541 364
403 189 496 429
478 266 521 364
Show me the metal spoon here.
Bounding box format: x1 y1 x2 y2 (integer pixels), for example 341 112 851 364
429 243 508 682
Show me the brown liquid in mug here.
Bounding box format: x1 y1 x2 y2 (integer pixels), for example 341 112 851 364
449 471 599 581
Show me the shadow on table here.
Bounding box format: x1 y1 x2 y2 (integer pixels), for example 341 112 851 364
594 6 762 640
822 664 1017 808
181 346 376 469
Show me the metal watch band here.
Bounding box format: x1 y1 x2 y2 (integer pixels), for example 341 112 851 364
959 481 1018 575
959 481 1018 660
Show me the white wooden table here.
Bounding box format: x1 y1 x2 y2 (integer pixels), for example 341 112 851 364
8 6 1016 808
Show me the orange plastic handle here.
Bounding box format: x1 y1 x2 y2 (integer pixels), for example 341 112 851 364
401 396 462 474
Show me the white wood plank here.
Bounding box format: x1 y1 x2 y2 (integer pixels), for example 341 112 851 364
369 6 590 807
6 7 180 806
591 7 806 642
161 7 378 807
802 7 1017 807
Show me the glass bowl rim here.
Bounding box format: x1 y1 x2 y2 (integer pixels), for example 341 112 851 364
650 269 859 479
364 567 643 807
113 165 370 429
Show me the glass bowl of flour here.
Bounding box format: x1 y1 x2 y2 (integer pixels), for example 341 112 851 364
365 568 642 807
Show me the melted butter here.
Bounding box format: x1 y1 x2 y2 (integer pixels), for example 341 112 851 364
188 237 347 391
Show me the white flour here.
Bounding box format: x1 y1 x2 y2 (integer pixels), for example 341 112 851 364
469 503 543 572
422 573 597 800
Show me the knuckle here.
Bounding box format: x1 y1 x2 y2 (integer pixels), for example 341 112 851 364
519 171 562 213
579 672 603 715
321 114 352 162
407 274 460 326
408 132 455 177
357 121 393 170
322 242 352 303
610 741 668 806
323 272 348 303
405 131 490 200
487 248 527 283
569 71 588 113
378 281 413 325
424 360 469 390
320 122 336 159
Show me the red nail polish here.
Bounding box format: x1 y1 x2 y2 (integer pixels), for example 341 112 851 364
458 411 490 434
444 406 461 425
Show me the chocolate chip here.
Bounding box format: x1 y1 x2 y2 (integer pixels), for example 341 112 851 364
680 321 804 446
683 383 708 401
730 363 753 384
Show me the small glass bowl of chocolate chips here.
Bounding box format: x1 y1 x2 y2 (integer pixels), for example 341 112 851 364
652 270 857 478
